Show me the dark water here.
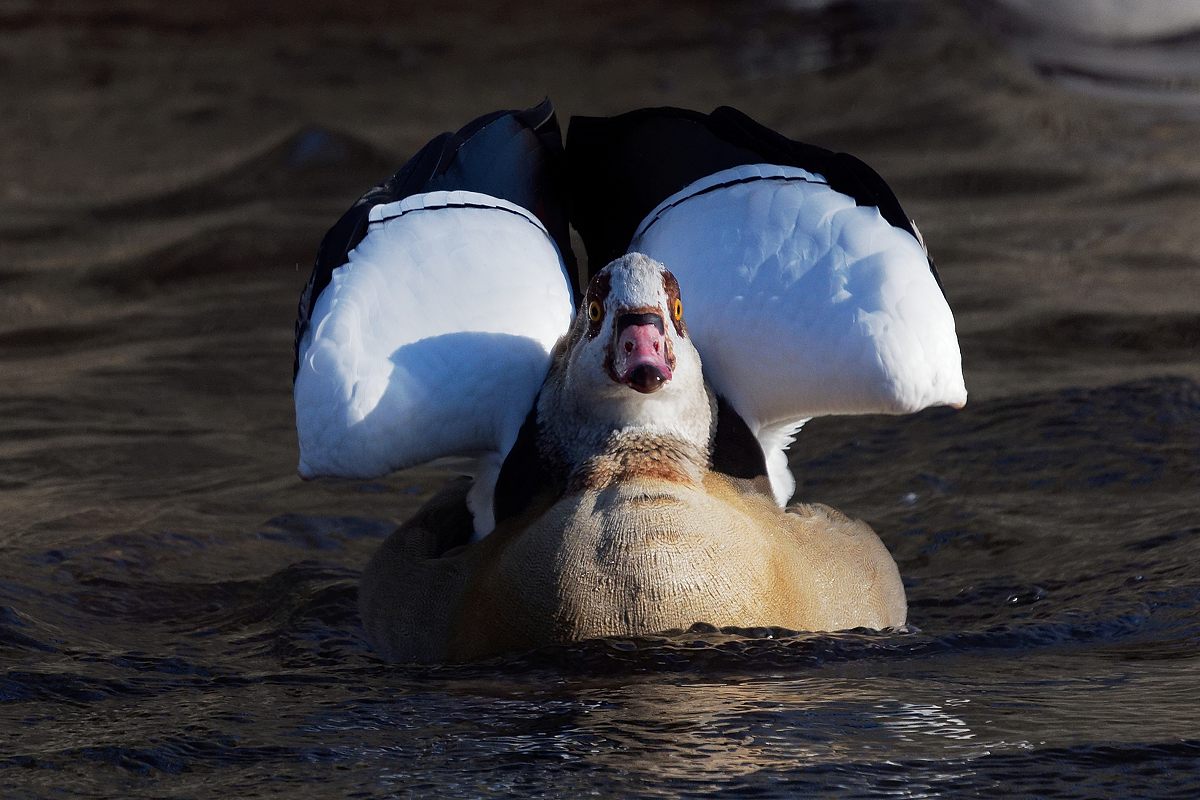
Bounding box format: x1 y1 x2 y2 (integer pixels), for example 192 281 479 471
2 2 1200 797
4 379 1198 797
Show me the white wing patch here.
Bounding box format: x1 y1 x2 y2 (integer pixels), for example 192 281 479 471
631 164 966 504
294 190 574 531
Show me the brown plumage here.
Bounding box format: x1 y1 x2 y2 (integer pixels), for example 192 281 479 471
360 469 905 663
359 253 907 663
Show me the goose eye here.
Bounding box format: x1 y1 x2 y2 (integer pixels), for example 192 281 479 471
672 298 683 321
588 300 603 323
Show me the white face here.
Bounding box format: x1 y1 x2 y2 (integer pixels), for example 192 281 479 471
541 253 713 456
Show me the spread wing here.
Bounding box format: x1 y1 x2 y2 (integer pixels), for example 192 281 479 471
294 102 575 534
568 106 966 504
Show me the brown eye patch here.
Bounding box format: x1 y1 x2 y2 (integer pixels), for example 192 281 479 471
583 271 611 338
661 269 687 337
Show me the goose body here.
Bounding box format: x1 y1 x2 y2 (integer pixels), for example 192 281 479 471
295 104 963 662
362 472 904 663
360 254 905 663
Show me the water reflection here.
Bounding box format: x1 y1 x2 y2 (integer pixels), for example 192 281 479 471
367 675 999 775
350 671 1054 799
879 699 975 744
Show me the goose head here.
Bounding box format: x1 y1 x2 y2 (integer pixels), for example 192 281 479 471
538 253 714 477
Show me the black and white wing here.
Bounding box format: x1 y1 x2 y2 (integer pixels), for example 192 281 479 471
294 101 576 535
568 106 966 504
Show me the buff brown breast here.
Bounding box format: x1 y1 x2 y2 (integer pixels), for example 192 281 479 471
359 254 906 663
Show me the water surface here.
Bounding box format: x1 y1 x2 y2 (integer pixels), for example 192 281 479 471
1 1 1198 797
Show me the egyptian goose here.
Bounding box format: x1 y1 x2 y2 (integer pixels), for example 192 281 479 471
293 103 964 662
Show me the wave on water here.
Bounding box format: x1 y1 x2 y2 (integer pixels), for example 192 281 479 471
1 363 1198 797
3 2 1200 789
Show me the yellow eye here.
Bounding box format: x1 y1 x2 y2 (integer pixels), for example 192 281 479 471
588 300 603 322
672 298 683 321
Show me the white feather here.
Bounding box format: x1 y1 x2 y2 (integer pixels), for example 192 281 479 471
630 164 966 504
294 190 574 535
